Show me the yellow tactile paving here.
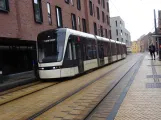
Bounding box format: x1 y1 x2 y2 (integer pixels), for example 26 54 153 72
114 54 161 120
34 55 141 120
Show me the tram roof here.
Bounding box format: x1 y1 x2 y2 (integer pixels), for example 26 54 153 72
40 28 125 45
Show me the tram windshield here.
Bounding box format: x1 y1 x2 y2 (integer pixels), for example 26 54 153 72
37 30 66 63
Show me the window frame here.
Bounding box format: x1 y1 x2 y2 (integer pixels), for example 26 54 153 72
98 0 100 4
102 11 105 23
64 0 70 4
0 0 9 12
71 13 77 30
47 2 52 25
96 7 100 20
78 16 81 30
89 0 93 16
82 18 87 32
93 22 97 35
55 6 63 28
77 0 81 10
100 25 103 37
105 29 107 38
102 0 105 8
33 0 43 24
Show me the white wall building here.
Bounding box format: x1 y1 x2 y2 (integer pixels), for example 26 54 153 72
110 16 131 48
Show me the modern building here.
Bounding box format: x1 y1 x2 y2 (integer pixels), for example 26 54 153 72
137 33 156 52
110 16 131 48
0 0 111 75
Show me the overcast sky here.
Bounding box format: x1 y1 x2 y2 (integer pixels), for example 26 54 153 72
109 0 161 41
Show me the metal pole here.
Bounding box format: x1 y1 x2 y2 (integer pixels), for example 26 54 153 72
154 9 158 55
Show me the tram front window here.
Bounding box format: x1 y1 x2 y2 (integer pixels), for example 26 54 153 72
37 31 66 63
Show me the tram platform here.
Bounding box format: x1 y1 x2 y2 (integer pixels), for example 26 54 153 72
113 54 161 120
88 53 161 120
0 71 35 92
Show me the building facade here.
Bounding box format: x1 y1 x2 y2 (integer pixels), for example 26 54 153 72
110 16 131 48
131 41 139 53
0 0 111 75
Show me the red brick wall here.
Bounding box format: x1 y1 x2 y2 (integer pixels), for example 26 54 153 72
0 0 110 41
16 0 87 41
0 0 18 38
84 0 111 38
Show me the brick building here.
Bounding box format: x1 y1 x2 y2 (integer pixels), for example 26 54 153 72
0 0 111 75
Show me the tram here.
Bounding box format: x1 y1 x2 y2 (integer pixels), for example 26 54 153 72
37 28 126 79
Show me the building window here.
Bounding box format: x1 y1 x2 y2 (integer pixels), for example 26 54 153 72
77 0 81 10
121 30 123 35
94 22 97 35
96 7 100 20
71 13 77 30
102 11 105 23
93 4 95 16
100 25 103 37
56 6 63 27
106 2 109 12
98 0 100 4
105 29 107 38
71 0 74 6
82 18 87 32
109 30 112 39
116 29 118 36
102 0 105 8
0 0 9 12
33 0 43 23
65 0 70 4
115 21 117 27
117 38 119 41
47 2 52 25
106 15 109 25
89 1 93 16
78 17 81 30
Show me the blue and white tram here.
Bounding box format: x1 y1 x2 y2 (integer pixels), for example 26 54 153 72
37 28 127 79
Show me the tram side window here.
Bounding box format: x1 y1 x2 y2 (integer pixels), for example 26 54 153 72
111 43 115 56
72 42 76 60
114 44 116 55
104 42 108 57
66 42 73 60
107 42 110 56
69 35 77 60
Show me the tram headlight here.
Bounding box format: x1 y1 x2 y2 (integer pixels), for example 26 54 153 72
39 67 44 70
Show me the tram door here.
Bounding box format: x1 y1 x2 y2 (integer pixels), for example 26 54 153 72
76 39 84 73
99 44 105 66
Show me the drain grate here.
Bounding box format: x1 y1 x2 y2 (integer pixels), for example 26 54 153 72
147 75 161 78
146 83 161 88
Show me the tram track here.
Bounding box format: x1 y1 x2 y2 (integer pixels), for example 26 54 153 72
0 81 59 106
32 54 143 120
0 81 41 96
0 54 137 120
27 56 134 120
84 54 144 120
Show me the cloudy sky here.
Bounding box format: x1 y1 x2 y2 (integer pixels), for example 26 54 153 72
109 0 161 41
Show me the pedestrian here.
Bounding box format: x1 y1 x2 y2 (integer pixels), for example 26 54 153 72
149 43 156 60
